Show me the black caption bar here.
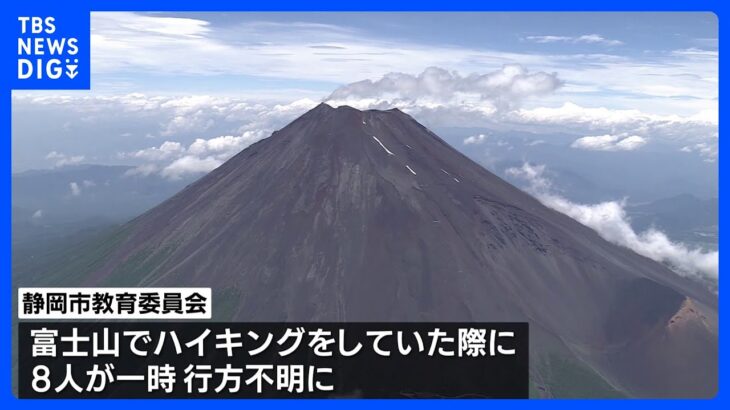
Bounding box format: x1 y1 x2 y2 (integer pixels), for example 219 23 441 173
19 322 528 399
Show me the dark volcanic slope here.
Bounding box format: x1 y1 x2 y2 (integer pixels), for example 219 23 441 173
71 103 716 397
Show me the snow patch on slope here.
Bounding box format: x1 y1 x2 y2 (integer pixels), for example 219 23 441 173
372 136 395 156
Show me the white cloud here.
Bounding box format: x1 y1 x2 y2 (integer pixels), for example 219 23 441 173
510 102 716 155
188 132 267 158
525 34 623 46
32 209 43 219
575 34 623 45
15 91 716 169
327 65 562 111
123 141 185 161
514 102 718 127
12 94 320 171
161 155 222 180
316 65 714 149
120 130 271 180
116 13 211 38
463 134 487 145
672 48 718 58
525 35 572 43
506 163 552 191
46 151 85 167
69 182 81 196
680 142 718 162
506 163 718 281
571 134 647 151
124 163 159 177
20 94 318 142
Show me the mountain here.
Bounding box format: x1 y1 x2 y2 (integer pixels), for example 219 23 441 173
31 103 717 398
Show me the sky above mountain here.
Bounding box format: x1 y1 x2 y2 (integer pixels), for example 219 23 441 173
86 12 717 108
13 12 717 176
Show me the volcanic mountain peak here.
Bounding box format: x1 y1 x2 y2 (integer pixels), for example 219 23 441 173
301 102 411 126
312 101 403 112
66 103 715 397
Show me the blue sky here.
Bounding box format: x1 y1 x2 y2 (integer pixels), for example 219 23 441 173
85 12 717 115
173 12 716 55
13 12 718 173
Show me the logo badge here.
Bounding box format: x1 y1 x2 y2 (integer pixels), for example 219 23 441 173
12 12 89 90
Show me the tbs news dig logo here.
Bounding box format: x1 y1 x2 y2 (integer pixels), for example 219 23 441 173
17 17 79 81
